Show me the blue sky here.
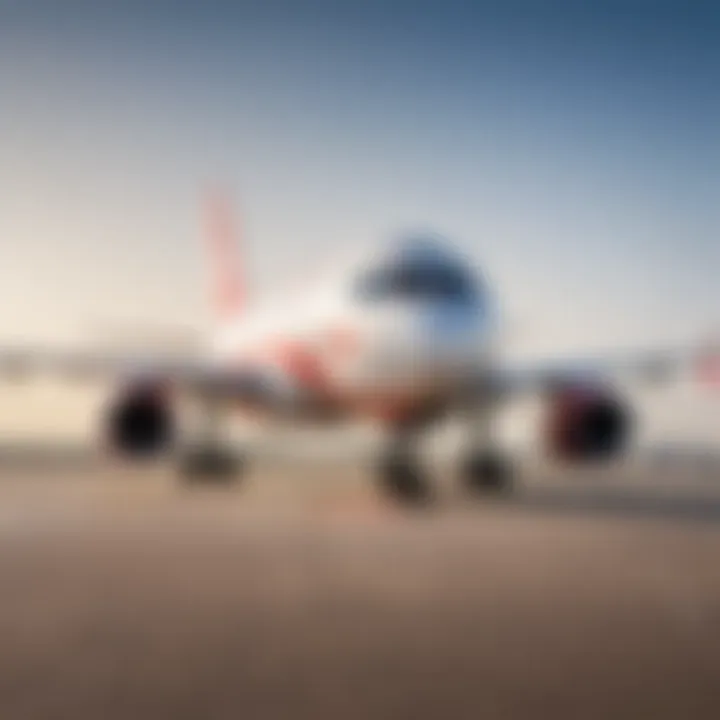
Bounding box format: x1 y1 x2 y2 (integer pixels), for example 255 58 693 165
0 0 717 354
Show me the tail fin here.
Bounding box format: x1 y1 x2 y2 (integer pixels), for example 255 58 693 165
203 191 247 321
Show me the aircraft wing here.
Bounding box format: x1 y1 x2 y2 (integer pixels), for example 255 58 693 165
0 344 285 405
84 320 202 353
490 341 720 399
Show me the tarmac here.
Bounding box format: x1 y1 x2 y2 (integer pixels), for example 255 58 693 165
1 446 720 719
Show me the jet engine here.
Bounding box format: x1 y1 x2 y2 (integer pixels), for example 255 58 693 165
544 385 633 463
103 382 175 458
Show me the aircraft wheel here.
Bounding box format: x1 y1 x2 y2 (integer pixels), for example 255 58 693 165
177 446 246 485
460 450 514 497
376 452 434 506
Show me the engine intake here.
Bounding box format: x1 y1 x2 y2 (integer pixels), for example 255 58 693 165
544 386 632 463
104 384 175 458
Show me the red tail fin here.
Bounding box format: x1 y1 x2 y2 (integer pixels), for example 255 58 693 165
203 191 246 320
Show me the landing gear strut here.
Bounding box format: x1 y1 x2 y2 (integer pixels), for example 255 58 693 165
178 445 245 485
375 422 434 506
376 451 432 505
459 404 514 497
176 399 247 485
460 449 514 496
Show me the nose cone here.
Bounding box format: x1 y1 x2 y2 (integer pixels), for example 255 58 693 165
418 302 492 371
347 303 489 392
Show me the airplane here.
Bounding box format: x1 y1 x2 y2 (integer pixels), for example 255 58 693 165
0 194 716 504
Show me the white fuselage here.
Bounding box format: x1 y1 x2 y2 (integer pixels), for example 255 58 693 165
209 238 499 422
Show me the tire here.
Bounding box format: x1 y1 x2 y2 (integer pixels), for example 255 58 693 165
177 446 245 486
460 451 514 497
376 453 434 506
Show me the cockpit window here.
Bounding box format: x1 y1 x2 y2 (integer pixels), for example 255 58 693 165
355 252 481 304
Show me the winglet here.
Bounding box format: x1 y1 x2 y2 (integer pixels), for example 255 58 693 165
203 190 246 321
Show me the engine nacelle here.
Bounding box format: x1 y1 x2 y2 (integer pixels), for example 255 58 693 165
103 383 175 459
544 385 633 463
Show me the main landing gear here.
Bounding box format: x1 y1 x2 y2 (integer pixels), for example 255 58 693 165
375 409 515 506
459 449 514 497
375 423 435 506
458 405 514 498
375 443 514 506
172 399 513 502
376 449 434 506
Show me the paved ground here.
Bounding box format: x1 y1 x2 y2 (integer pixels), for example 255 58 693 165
0 450 720 719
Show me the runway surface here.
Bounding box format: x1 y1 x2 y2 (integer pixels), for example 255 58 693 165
1 449 720 719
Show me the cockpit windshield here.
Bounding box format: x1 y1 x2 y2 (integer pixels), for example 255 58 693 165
354 240 481 305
